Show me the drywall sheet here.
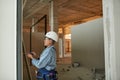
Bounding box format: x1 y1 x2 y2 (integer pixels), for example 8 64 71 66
71 18 104 68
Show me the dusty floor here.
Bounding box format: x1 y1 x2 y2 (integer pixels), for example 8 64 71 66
57 64 105 80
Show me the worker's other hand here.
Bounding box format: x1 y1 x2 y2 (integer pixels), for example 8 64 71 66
31 52 36 56
27 53 33 59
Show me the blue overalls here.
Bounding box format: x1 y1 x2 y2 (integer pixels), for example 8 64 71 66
37 68 57 80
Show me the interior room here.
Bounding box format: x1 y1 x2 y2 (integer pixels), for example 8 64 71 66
1 0 120 80
23 0 104 80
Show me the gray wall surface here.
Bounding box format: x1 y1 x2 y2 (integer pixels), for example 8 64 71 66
71 18 104 68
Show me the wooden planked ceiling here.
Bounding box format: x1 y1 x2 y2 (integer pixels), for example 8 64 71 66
23 0 102 30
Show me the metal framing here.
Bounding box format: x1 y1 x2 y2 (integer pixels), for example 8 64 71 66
30 15 47 53
17 0 22 80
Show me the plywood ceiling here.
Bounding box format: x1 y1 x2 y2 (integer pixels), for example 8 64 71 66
23 0 102 30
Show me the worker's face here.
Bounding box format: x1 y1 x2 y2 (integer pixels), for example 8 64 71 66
44 37 52 46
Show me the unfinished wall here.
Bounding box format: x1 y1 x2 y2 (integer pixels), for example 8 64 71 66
71 18 104 69
23 32 45 54
23 32 45 80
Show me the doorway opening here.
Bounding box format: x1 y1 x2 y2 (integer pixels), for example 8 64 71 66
22 0 104 80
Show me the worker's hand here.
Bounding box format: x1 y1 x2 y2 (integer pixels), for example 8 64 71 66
27 53 33 59
31 52 36 56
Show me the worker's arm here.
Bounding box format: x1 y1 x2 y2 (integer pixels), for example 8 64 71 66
32 47 54 69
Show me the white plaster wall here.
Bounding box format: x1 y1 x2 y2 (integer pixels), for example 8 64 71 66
0 0 16 80
71 18 104 69
102 0 120 80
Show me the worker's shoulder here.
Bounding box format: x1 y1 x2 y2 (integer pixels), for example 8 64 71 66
48 46 56 51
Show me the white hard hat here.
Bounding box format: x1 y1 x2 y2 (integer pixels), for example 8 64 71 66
45 31 58 42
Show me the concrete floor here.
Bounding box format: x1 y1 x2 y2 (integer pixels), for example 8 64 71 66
57 64 105 80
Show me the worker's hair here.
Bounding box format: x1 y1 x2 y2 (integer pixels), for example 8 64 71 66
48 38 55 45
